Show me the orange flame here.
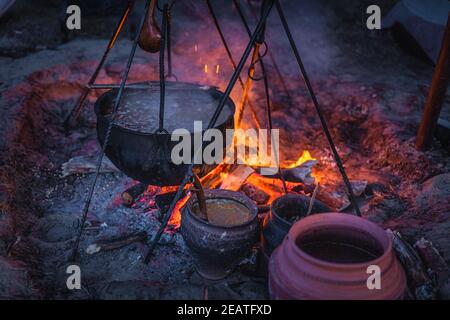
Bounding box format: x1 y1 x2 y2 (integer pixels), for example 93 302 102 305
284 150 316 168
167 194 189 230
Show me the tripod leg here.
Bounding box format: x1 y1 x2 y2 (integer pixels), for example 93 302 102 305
274 0 361 216
144 0 276 264
63 1 135 132
69 0 149 262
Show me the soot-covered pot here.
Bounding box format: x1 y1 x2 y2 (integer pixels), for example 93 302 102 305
95 81 235 186
181 189 259 280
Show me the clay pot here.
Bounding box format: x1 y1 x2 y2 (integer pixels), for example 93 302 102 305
269 213 407 300
262 194 331 258
181 189 259 280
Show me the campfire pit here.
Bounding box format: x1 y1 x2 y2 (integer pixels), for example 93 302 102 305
1 0 449 301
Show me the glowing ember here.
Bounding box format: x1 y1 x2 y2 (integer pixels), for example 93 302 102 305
246 174 297 203
167 194 189 230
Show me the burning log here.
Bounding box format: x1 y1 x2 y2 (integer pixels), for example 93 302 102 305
219 165 255 191
192 174 208 221
259 157 317 184
121 183 147 207
280 159 317 184
388 230 437 300
200 163 234 189
85 231 148 255
317 180 367 211
240 182 270 205
60 155 119 178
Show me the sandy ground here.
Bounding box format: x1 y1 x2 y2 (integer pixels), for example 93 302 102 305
0 0 449 299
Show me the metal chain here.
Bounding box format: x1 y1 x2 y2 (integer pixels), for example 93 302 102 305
157 3 169 133
165 8 177 80
248 41 268 81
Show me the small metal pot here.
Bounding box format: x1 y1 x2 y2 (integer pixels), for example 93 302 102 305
261 194 331 259
181 189 259 280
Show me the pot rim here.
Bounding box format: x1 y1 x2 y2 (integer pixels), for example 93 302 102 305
270 194 330 229
94 81 236 137
287 212 393 270
184 189 258 230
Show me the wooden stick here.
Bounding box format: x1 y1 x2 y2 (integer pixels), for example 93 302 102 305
85 231 148 255
193 174 208 221
416 13 450 151
306 183 320 216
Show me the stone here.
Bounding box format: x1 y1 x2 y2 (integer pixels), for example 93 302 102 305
416 173 450 215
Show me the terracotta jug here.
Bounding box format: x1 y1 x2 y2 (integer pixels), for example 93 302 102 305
269 213 407 300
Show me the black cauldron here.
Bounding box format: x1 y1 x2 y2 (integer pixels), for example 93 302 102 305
94 81 235 186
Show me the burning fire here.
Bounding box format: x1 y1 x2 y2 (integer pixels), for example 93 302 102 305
163 150 317 230
167 195 189 230
145 37 319 231
284 150 315 168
